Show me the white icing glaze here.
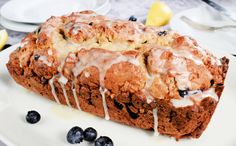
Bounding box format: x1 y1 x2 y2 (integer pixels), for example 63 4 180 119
201 88 219 101
52 30 138 61
48 49 53 55
146 95 154 104
59 82 71 107
172 49 203 65
64 22 74 31
150 49 167 73
195 46 207 57
49 76 60 104
210 56 222 66
72 23 90 35
49 58 76 108
73 51 140 84
52 33 81 60
72 50 140 120
19 62 22 68
216 59 222 66
65 53 77 63
105 21 113 28
84 71 90 78
142 74 160 136
20 40 29 48
75 13 98 22
42 17 63 36
171 88 218 107
169 56 195 90
151 49 191 90
58 75 71 107
153 108 159 136
57 58 66 72
143 74 155 104
58 75 68 84
19 42 31 68
49 58 71 107
99 87 110 120
151 45 215 91
72 81 81 110
39 56 52 67
171 98 194 108
194 44 221 66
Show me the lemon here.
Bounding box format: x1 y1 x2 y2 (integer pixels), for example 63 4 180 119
146 1 173 27
0 29 8 50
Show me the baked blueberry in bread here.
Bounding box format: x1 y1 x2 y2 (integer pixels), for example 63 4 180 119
6 10 229 140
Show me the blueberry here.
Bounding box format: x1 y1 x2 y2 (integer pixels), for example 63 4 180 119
157 31 167 36
210 79 214 86
129 15 137 22
95 136 113 146
34 54 40 61
83 127 97 142
178 89 188 98
125 103 139 119
26 110 41 124
114 100 123 110
67 126 84 144
89 22 93 26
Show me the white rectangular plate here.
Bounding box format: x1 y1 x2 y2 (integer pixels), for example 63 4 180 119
0 44 236 146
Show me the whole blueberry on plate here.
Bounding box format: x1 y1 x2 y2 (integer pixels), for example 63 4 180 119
84 127 97 142
95 136 113 146
26 110 41 124
67 126 84 144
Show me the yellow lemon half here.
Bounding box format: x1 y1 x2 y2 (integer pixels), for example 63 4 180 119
0 29 8 50
146 1 173 27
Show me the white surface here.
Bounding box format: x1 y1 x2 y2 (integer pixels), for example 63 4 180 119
0 0 110 25
0 44 236 146
0 16 38 32
0 0 110 33
170 6 236 55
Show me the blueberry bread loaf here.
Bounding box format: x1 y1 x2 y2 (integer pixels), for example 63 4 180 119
7 11 229 139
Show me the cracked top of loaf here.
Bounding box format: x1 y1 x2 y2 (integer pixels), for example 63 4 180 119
13 10 227 107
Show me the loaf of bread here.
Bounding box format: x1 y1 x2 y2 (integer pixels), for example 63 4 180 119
7 11 229 139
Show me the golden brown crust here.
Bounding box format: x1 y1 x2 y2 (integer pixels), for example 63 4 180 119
6 11 229 139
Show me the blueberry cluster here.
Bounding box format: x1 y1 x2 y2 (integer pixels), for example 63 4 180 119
25 110 113 146
67 126 113 146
